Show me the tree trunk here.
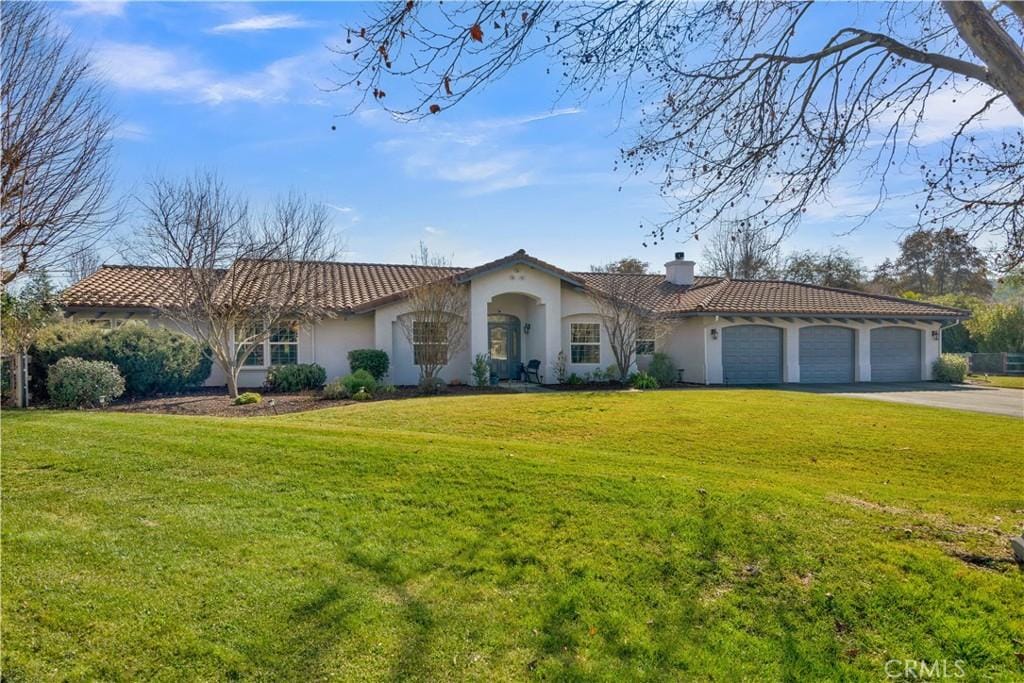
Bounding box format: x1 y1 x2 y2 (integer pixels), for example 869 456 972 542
226 369 240 399
942 1 1024 116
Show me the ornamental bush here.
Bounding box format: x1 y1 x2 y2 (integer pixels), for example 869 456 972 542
30 322 211 399
631 371 659 390
341 369 377 395
472 353 491 387
347 349 390 380
322 379 350 400
47 357 125 408
417 376 447 395
933 354 968 383
647 352 676 387
233 391 261 405
265 363 326 392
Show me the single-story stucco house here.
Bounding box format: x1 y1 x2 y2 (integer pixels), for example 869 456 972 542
59 250 968 388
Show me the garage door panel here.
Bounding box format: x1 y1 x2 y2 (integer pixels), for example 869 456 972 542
799 326 854 383
870 327 921 382
723 325 782 384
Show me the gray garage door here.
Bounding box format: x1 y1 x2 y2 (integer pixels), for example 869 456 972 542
722 325 783 384
870 327 922 382
799 326 855 383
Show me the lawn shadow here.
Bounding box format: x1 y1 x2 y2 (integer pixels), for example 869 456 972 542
345 548 436 682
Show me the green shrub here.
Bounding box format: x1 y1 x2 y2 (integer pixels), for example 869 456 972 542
418 376 447 395
352 388 372 401
322 379 350 400
341 369 377 395
348 349 389 380
472 353 491 387
233 391 261 405
933 354 968 383
631 372 659 390
30 322 210 399
47 357 125 408
590 367 607 382
606 364 621 382
647 352 676 387
567 373 584 386
378 383 397 395
265 363 326 392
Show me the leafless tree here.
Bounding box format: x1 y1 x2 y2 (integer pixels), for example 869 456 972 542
66 246 103 284
331 1 1024 270
1 2 116 287
587 262 667 382
702 223 781 280
398 243 468 382
135 173 340 397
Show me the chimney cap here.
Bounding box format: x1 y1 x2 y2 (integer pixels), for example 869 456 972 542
674 251 685 260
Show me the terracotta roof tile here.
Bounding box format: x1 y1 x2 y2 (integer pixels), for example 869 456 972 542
62 255 967 319
574 272 967 318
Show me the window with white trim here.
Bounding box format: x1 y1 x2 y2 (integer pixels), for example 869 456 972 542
570 323 600 363
236 321 300 367
636 326 655 356
269 322 299 365
413 321 448 365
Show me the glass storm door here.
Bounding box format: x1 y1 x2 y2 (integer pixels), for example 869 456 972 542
488 315 521 380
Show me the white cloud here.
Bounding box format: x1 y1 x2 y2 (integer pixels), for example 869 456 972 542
369 107 586 195
90 42 313 105
66 1 127 17
209 14 316 34
111 122 149 141
423 226 445 235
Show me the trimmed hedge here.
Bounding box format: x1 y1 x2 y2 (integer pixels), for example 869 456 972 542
47 357 125 408
933 354 968 383
265 363 326 392
631 372 659 390
233 391 261 405
30 323 211 399
348 349 389 380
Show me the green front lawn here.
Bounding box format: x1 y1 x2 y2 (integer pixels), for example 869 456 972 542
968 374 1024 389
3 391 1022 681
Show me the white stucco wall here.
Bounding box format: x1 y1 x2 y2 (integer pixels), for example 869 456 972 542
660 318 707 384
313 314 376 382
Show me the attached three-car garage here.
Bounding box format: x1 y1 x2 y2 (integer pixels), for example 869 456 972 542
720 323 926 384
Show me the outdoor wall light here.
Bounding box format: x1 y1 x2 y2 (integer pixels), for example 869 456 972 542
710 328 719 340
524 323 532 334
931 330 940 340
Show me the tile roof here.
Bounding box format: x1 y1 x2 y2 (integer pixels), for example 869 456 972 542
576 272 968 318
57 265 206 309
456 249 584 286
61 254 967 319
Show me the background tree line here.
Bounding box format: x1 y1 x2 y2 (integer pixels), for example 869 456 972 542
700 223 1023 353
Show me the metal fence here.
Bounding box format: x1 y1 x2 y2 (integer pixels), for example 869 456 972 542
964 352 1024 375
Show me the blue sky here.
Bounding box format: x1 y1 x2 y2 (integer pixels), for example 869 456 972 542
57 0 1017 274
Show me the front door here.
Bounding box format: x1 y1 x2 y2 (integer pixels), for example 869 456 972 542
488 315 522 380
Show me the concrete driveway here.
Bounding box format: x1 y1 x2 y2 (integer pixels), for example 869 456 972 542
787 382 1024 418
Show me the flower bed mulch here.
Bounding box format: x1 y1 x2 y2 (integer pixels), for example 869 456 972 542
105 384 515 417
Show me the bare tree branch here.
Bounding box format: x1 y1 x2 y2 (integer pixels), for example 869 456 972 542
132 173 341 398
331 1 1024 270
1 2 117 287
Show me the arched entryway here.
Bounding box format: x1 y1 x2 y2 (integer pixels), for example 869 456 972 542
488 314 522 380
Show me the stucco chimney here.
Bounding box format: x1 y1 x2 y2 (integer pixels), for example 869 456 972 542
665 251 695 286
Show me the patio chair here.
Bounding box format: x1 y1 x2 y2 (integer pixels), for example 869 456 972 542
524 359 542 383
